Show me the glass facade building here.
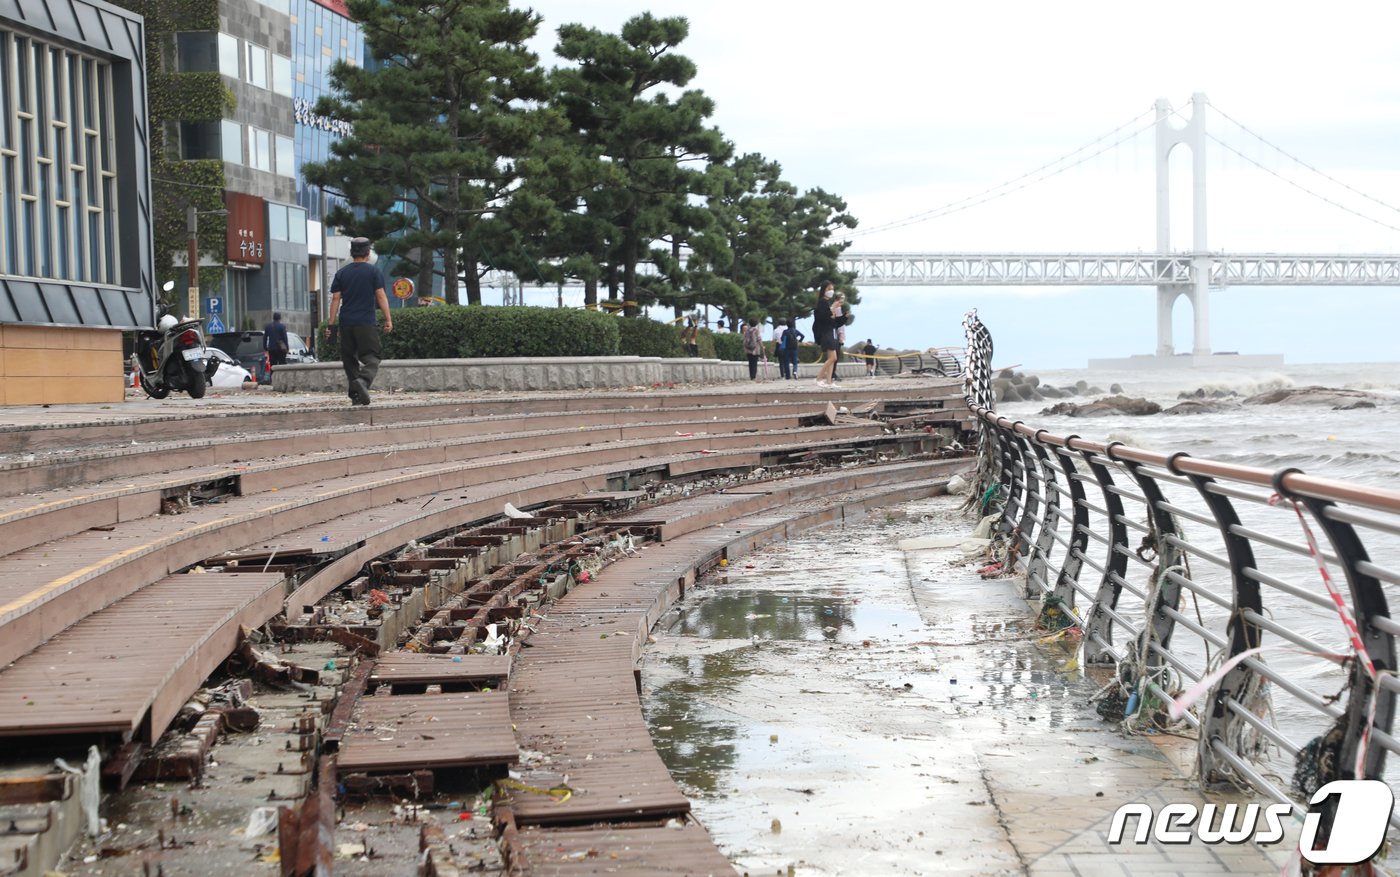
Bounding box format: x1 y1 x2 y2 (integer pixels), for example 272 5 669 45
291 0 363 221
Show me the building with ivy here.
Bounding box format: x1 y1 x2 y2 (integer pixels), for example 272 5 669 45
0 0 157 404
163 0 311 338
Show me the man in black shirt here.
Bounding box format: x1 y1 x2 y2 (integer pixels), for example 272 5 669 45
326 237 394 405
263 312 290 367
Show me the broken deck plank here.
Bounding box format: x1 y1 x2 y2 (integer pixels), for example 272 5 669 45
368 653 510 689
337 691 516 773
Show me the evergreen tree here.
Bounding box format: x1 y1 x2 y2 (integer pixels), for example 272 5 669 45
551 14 731 315
303 0 554 305
771 186 860 318
692 153 859 326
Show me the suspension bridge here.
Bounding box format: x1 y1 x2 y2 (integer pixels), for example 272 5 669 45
834 94 1400 364
488 94 1400 364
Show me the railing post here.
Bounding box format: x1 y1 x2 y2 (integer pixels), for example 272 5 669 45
1024 437 1060 598
1289 487 1395 782
1044 440 1087 625
991 419 1025 539
1110 447 1186 680
1080 446 1130 665
1009 428 1039 565
1175 453 1264 785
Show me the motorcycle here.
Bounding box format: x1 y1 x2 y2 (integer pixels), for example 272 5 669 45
129 285 213 399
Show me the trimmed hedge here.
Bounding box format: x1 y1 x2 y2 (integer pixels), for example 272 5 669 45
707 330 745 361
617 317 684 358
318 305 621 361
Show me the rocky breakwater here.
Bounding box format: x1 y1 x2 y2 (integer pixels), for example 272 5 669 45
1243 386 1381 410
1161 384 1383 415
993 369 1122 403
1040 395 1163 417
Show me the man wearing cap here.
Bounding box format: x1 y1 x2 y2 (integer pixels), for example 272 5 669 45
326 237 393 405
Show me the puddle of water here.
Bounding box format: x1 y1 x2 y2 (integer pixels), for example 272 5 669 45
642 498 1104 876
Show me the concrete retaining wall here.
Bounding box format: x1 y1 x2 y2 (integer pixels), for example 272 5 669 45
273 357 867 393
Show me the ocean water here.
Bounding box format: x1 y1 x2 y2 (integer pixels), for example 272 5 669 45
994 360 1400 491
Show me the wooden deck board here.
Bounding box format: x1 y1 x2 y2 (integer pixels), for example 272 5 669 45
0 572 284 740
337 691 517 772
517 823 737 876
369 653 511 687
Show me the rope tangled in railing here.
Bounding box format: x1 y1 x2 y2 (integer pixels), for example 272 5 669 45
1092 518 1202 738
1268 493 1379 782
1199 645 1278 790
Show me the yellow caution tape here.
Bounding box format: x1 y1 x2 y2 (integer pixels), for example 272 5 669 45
498 778 574 803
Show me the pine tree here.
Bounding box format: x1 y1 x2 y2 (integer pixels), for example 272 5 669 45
303 0 555 305
551 14 731 315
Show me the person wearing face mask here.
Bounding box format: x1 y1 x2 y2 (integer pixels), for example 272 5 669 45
813 281 839 387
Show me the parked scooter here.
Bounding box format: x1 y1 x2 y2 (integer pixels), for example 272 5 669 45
129 283 213 399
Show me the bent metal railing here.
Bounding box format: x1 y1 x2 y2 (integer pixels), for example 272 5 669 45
960 311 1399 848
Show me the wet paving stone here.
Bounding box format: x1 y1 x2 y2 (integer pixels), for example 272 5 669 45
642 496 1300 876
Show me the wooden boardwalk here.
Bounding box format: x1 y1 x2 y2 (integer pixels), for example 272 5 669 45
0 572 283 742
0 380 970 876
504 464 959 874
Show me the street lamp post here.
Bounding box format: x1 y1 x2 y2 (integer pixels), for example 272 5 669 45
186 206 200 320
185 205 228 320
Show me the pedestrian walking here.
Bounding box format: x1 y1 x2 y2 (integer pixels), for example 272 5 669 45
830 293 847 383
326 237 394 406
813 282 839 386
863 339 878 377
741 319 764 380
780 317 804 379
263 312 290 367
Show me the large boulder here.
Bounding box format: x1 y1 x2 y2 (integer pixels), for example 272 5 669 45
1040 395 1162 417
1244 386 1381 407
1163 399 1242 415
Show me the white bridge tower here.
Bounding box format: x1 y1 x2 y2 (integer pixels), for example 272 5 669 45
1155 92 1211 357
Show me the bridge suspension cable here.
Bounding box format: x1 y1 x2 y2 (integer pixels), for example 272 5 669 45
1210 101 1400 216
839 107 1160 240
1205 132 1400 235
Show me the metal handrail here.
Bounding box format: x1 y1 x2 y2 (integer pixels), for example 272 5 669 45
960 309 1397 851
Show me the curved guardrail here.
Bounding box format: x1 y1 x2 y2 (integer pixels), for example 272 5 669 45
960 311 1397 853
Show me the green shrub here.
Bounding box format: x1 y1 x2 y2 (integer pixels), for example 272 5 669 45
318 305 621 361
798 342 825 363
456 306 619 358
707 330 745 361
617 317 684 358
695 330 717 359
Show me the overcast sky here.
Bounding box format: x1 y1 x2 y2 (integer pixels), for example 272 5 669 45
515 1 1400 368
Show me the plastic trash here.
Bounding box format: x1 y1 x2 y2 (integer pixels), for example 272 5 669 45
481 623 505 654
245 806 279 838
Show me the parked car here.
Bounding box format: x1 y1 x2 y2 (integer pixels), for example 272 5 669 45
205 347 256 388
210 330 316 384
